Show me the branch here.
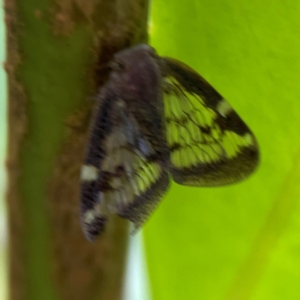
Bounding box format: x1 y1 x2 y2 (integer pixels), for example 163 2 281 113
5 0 149 299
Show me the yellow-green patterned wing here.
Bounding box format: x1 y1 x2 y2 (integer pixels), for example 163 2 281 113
160 57 259 186
80 44 260 241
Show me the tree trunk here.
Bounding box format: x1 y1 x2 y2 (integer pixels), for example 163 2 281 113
5 0 149 299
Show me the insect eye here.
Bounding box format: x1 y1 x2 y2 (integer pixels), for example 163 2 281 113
109 61 125 72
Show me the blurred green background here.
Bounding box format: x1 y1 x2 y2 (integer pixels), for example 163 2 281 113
2 1 300 300
144 1 300 300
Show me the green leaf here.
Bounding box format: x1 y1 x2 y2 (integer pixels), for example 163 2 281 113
144 1 300 299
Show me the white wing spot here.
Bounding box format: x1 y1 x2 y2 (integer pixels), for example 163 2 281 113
216 99 232 117
83 203 107 224
83 209 97 224
81 165 98 182
243 133 254 146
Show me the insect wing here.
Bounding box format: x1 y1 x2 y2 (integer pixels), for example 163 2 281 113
80 87 169 241
80 44 259 241
161 57 259 186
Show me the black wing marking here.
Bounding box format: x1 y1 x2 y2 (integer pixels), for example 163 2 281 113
80 90 169 241
161 57 259 186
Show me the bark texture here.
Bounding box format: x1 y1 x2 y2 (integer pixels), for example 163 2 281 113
5 0 149 299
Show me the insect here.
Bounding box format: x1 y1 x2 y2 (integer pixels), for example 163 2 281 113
80 44 259 241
